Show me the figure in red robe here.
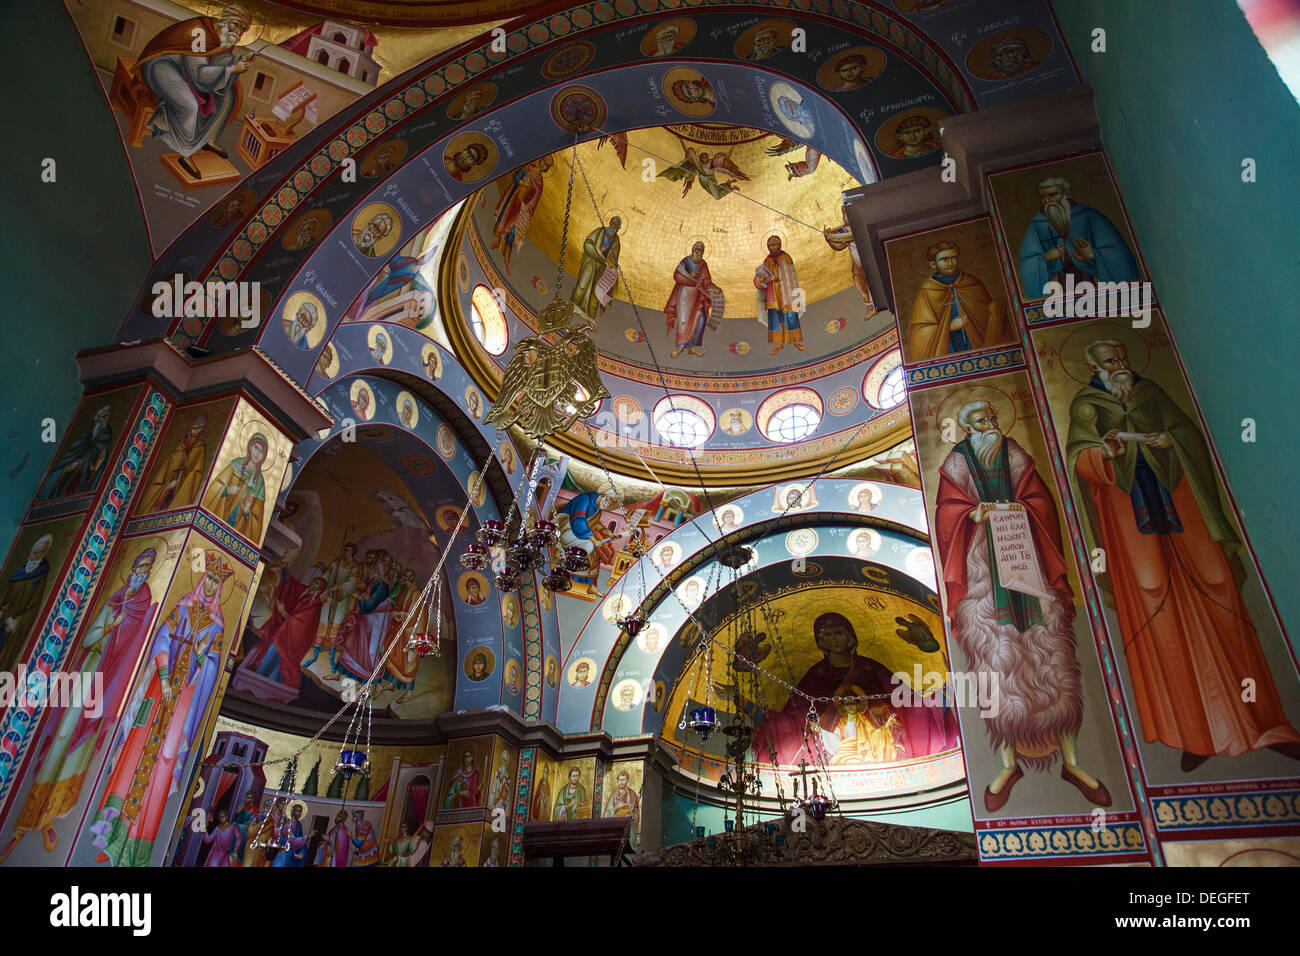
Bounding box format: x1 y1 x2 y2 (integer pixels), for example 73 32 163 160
936 400 1109 813
1065 342 1300 770
665 241 721 359
719 613 959 766
243 576 326 693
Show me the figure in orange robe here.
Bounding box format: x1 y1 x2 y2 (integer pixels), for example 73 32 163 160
1066 341 1300 770
906 241 1007 361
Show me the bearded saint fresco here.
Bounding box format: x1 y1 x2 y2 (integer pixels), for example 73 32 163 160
1018 177 1138 296
664 241 721 359
129 4 256 180
571 217 622 318
1065 341 1300 771
935 400 1110 813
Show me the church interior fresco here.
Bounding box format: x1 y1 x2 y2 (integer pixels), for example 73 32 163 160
0 0 1296 879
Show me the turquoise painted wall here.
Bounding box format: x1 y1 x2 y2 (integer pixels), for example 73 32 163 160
0 7 151 543
1051 1 1300 639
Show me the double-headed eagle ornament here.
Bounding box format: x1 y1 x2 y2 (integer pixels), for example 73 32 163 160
485 295 610 441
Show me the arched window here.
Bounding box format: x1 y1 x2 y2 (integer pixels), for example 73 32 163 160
469 285 509 355
766 403 821 443
757 388 825 443
652 395 715 448
863 351 906 410
876 366 906 410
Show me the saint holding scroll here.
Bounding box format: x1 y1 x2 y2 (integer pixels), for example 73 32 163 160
935 400 1110 813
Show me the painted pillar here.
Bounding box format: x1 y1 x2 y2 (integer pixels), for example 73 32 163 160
0 343 327 866
986 150 1300 861
850 88 1300 863
850 91 1153 865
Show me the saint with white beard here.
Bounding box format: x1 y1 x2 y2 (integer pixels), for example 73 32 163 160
935 401 1111 813
132 5 256 180
1018 176 1138 297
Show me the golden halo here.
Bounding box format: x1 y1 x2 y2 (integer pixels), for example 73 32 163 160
906 225 988 278
683 234 709 258
664 67 716 118
348 380 376 421
933 382 1018 440
111 535 172 590
874 107 949 158
640 17 696 57
394 390 419 430
1057 319 1153 386
966 27 1054 82
360 138 408 178
602 208 630 240
366 324 393 364
281 291 327 350
280 208 332 252
351 202 402 258
816 45 888 93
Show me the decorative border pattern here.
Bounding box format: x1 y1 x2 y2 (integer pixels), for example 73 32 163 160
510 746 536 867
521 573 543 721
905 347 1025 388
976 822 1146 861
1152 790 1300 831
0 390 169 806
123 508 198 535
193 511 261 569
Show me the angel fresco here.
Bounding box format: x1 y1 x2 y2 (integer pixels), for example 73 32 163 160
765 137 822 180
657 147 750 200
490 157 552 274
597 132 629 168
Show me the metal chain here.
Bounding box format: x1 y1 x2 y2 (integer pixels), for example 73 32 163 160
555 139 579 293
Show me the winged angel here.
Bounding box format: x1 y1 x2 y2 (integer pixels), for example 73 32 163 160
485 324 610 440
657 146 750 200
